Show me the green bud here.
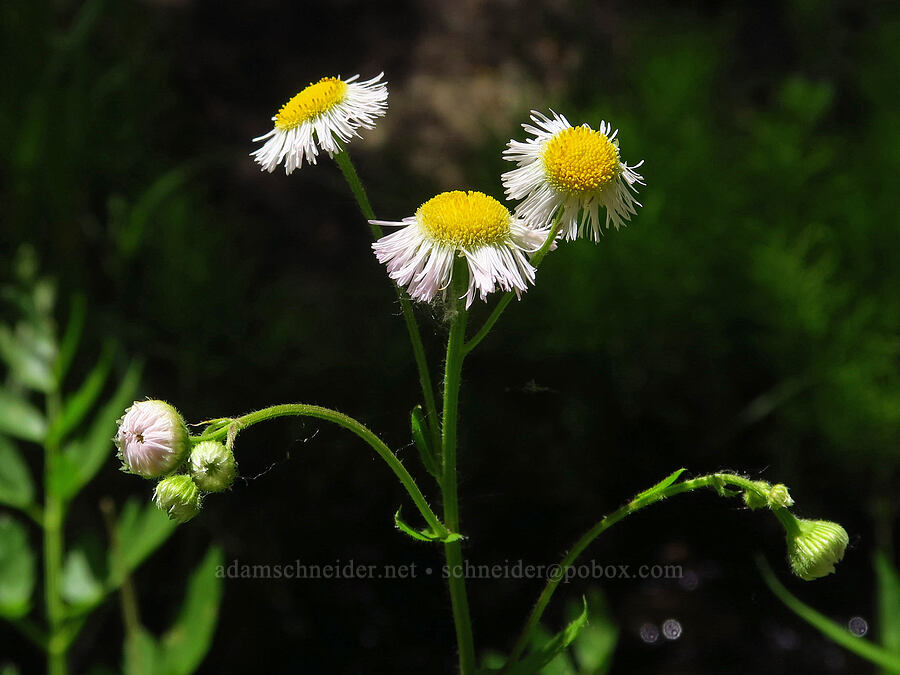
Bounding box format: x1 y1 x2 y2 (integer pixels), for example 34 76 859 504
743 481 795 510
154 474 201 523
768 484 794 509
190 441 236 492
782 514 849 581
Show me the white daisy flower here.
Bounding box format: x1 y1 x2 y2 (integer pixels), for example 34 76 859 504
371 190 550 309
251 73 388 174
502 110 645 242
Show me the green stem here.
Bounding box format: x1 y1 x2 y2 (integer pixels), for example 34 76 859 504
44 390 67 675
332 148 443 458
464 214 564 355
101 500 144 675
757 556 900 671
43 483 66 675
441 259 476 674
194 403 449 539
505 473 771 667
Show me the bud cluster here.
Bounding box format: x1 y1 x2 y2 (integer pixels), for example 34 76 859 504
116 400 237 523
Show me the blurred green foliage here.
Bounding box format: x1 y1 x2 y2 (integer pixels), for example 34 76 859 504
0 247 223 673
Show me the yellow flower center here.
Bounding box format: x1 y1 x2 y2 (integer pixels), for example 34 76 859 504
274 77 348 130
541 126 621 195
417 191 512 248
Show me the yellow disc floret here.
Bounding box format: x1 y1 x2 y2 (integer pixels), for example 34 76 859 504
542 126 621 196
417 191 512 248
274 77 349 130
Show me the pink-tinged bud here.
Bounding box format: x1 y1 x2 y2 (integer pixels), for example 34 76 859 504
115 400 189 478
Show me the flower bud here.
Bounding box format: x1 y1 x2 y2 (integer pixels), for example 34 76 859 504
154 474 201 523
743 481 794 510
115 400 190 478
783 515 849 581
190 441 236 492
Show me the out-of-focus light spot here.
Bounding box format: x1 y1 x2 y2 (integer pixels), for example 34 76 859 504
773 627 799 651
662 618 682 640
639 623 659 644
848 616 868 637
679 570 699 591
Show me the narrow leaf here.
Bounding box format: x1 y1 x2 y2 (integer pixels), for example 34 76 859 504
411 405 439 478
0 324 54 392
394 508 438 542
61 548 104 609
0 515 35 618
394 508 463 543
0 436 34 509
875 551 900 659
0 389 47 443
505 598 589 675
54 294 86 385
109 499 177 587
631 468 687 505
758 556 900 672
57 360 142 499
48 340 115 446
159 547 224 675
123 626 160 675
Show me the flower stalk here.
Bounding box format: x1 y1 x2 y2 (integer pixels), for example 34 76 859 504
504 472 834 668
193 403 449 539
441 258 476 674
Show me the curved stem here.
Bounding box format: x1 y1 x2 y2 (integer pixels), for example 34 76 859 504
464 214 564 355
505 473 771 666
442 259 476 674
332 148 442 456
194 404 448 539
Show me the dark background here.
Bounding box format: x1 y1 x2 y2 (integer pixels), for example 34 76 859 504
2 0 899 672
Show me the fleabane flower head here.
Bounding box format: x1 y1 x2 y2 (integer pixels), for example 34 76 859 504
115 400 190 478
502 110 645 242
252 73 388 174
371 191 550 309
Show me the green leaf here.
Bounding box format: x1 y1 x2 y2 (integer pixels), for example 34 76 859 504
875 551 900 659
61 547 104 609
109 499 177 588
631 468 687 505
411 404 439 478
394 508 463 543
758 555 900 672
48 340 115 446
53 360 141 500
0 515 35 618
117 164 196 258
123 626 160 675
0 324 54 392
158 547 224 675
505 598 589 675
570 590 618 674
0 436 34 509
0 389 47 443
54 294 86 385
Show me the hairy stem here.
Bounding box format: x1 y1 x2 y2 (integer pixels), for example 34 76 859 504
442 259 476 674
333 148 443 458
505 473 771 666
194 403 449 539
